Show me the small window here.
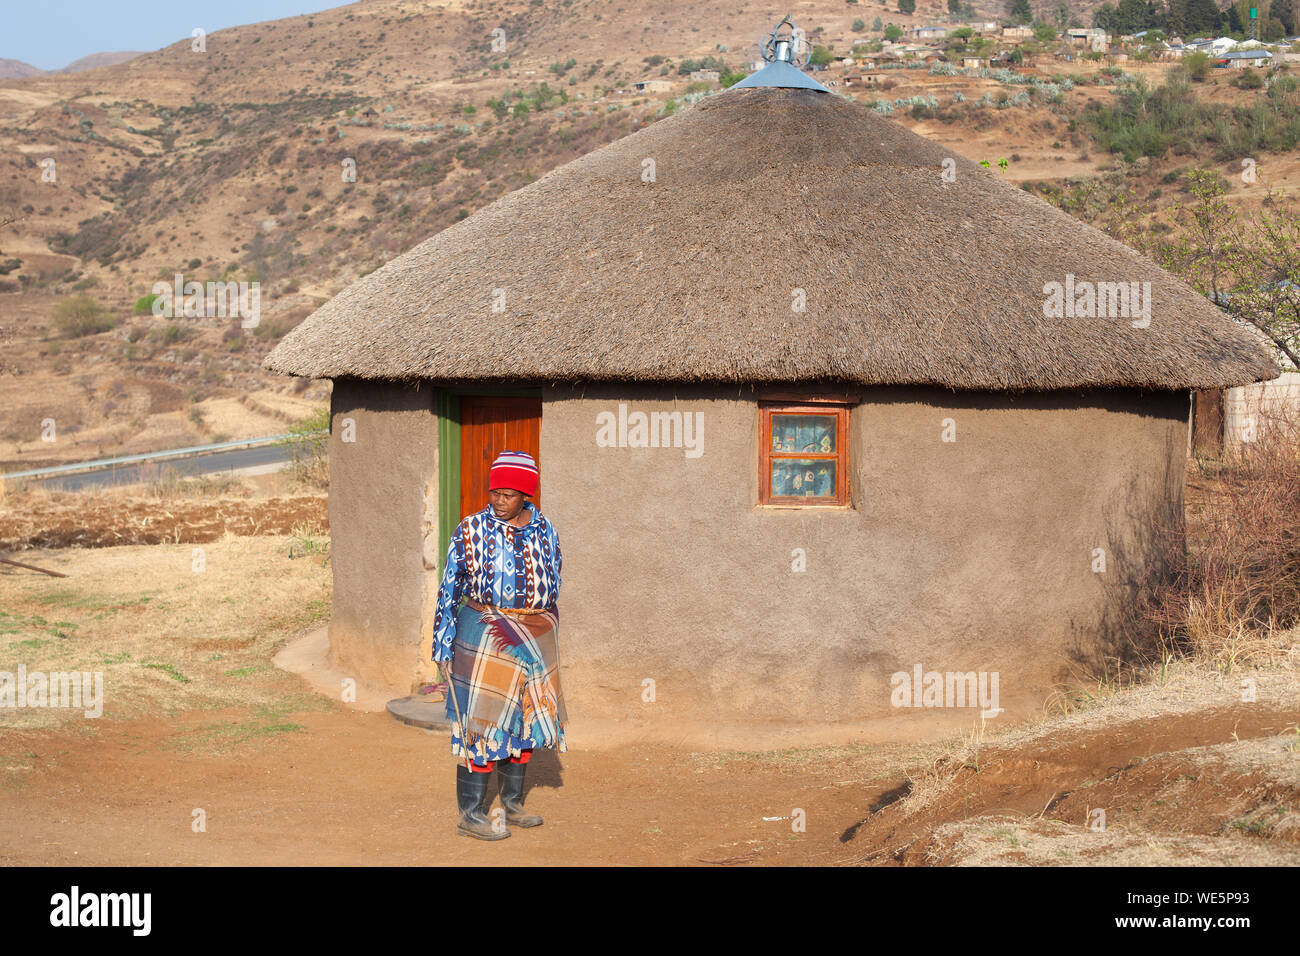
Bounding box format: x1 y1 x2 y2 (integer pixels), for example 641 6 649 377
759 402 850 506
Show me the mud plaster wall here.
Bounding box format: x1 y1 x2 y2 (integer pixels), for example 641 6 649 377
539 384 1187 728
327 378 438 691
324 380 1186 731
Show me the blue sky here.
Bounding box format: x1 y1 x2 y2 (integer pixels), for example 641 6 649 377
1 0 352 71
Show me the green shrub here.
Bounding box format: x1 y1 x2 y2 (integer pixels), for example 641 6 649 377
1081 68 1300 162
1235 69 1264 90
133 293 161 314
677 55 726 75
148 323 188 345
1184 51 1211 81
276 406 330 489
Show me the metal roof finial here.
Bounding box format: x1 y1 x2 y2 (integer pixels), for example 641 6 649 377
730 15 830 93
761 15 810 68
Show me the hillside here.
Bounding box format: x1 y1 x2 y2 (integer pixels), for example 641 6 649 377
0 0 1296 473
0 53 146 80
0 60 45 81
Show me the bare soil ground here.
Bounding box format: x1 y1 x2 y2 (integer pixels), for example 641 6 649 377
1 502 1297 865
0 676 1295 866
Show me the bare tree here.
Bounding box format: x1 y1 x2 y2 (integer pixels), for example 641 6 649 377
1158 171 1300 370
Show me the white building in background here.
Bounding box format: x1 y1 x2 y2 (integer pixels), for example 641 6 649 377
1066 27 1109 52
1180 36 1257 57
1224 372 1300 450
1218 49 1273 68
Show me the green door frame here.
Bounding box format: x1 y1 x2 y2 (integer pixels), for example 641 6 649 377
435 386 543 575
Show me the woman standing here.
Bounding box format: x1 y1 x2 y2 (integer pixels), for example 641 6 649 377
432 450 566 841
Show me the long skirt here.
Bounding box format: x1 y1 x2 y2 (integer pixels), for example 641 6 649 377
445 602 566 768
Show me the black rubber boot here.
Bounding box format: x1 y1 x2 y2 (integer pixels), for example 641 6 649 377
496 760 543 828
456 764 510 840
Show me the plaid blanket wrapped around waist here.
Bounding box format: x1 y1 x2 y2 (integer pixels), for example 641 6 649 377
446 601 566 761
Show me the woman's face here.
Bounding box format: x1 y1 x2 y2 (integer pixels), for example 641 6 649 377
489 488 528 522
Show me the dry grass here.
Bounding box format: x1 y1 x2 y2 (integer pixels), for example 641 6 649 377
1147 406 1300 672
139 466 253 501
1027 403 1300 724
0 535 333 739
899 714 995 819
912 724 1300 866
920 815 1300 866
874 633 1298 782
1 463 254 502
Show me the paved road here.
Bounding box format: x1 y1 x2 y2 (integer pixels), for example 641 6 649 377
33 443 295 492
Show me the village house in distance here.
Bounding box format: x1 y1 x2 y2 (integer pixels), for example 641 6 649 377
264 22 1278 745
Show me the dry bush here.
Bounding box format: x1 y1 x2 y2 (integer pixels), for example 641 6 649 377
143 466 251 501
900 716 993 818
276 407 329 490
1141 404 1300 670
50 294 115 338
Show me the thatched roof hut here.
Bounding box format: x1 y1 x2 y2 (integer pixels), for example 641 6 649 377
265 88 1273 391
264 45 1277 745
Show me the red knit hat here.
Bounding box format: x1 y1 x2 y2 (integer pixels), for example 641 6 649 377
488 450 539 496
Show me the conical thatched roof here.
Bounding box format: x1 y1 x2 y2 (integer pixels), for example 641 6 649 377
263 87 1278 390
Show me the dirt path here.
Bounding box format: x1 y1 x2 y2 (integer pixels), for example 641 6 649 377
2 699 1295 866
0 704 878 866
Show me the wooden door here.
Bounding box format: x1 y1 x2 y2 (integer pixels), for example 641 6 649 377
1192 388 1224 458
459 395 542 518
